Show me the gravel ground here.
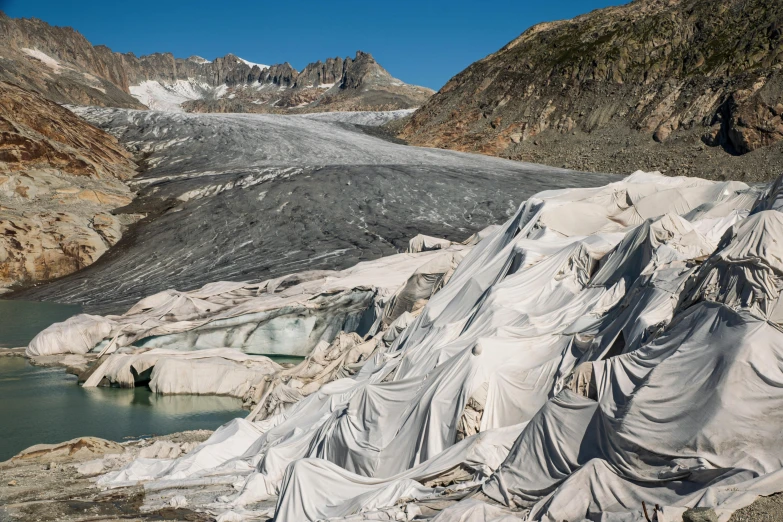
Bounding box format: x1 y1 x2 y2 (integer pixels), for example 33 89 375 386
0 431 213 522
504 126 783 183
729 493 783 522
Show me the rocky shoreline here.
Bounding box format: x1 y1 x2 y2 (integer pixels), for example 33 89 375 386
4 391 783 522
0 430 216 522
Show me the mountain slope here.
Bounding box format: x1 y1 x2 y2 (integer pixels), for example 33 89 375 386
400 0 783 180
0 12 432 113
0 81 139 291
0 14 144 109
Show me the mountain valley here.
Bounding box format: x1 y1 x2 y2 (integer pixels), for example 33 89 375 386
4 2 783 522
399 0 783 180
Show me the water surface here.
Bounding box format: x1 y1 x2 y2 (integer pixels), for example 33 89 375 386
0 357 247 461
0 299 274 461
0 300 82 347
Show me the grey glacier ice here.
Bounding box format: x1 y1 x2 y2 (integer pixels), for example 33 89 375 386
51 170 783 522
12 106 616 313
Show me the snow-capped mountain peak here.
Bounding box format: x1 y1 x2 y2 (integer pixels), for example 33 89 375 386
236 56 269 70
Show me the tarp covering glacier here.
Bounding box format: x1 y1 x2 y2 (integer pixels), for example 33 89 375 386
74 171 783 521
27 246 467 359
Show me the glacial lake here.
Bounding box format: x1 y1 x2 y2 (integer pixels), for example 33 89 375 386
0 300 260 461
0 299 83 348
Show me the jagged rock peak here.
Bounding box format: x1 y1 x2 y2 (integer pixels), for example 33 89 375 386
0 12 433 113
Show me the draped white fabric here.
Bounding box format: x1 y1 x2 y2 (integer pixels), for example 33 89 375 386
85 171 783 522
27 247 466 358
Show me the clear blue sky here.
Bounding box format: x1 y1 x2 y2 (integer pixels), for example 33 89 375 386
1 0 626 90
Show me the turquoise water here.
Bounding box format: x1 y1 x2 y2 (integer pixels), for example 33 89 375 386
0 299 296 461
0 357 248 461
0 300 82 347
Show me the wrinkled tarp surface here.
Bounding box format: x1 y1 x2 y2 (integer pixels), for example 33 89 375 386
81 171 783 522
28 247 467 358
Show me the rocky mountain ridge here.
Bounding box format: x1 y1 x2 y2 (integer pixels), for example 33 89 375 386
399 0 783 181
181 50 434 114
0 12 433 113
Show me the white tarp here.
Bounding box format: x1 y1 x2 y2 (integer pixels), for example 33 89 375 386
27 247 467 358
85 171 783 522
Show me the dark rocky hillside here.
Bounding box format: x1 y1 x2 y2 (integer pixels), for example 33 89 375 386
400 0 783 180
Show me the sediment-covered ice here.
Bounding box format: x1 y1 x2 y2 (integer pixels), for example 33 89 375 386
27 245 467 359
15 106 615 313
293 109 416 126
77 171 783 521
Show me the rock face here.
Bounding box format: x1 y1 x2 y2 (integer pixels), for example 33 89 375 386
0 82 135 179
0 11 433 113
0 14 145 108
180 51 434 114
0 81 138 292
400 0 783 180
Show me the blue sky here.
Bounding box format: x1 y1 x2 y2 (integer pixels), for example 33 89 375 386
1 0 626 90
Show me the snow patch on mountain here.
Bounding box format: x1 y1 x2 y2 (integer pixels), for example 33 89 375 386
130 79 211 112
21 48 63 73
212 84 228 99
237 56 269 70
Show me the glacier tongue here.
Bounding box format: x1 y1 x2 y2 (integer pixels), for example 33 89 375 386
27 245 469 359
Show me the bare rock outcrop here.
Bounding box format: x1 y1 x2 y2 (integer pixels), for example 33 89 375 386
0 12 144 108
0 81 139 292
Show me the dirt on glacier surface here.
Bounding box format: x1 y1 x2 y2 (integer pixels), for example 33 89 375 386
10 108 617 313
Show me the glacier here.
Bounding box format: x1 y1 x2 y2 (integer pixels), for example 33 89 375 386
28 242 469 360
13 107 614 313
